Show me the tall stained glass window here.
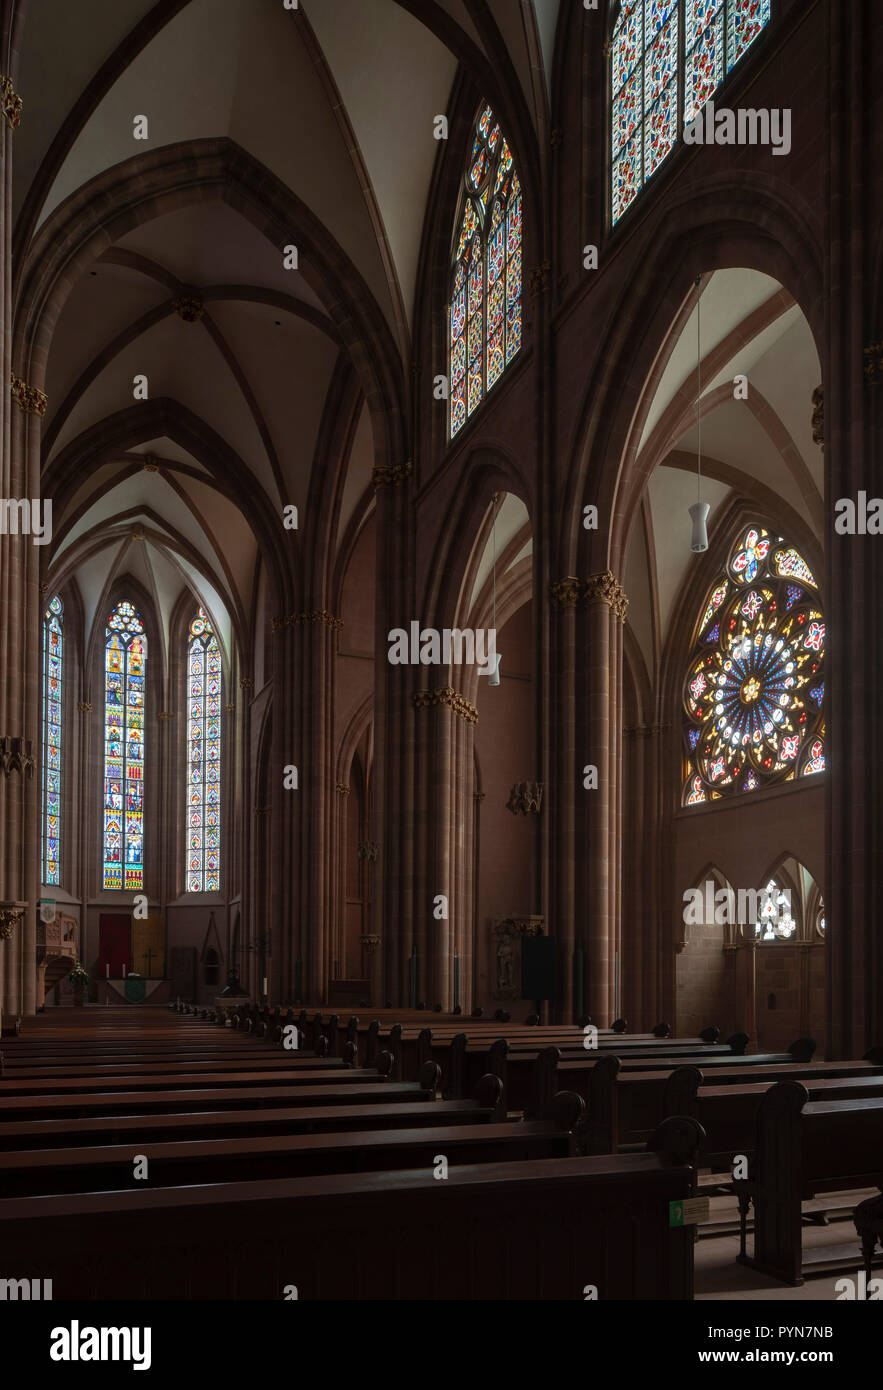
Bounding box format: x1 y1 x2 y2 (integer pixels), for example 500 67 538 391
103 601 146 890
186 607 221 892
42 595 63 886
682 525 825 805
449 103 522 439
611 0 771 224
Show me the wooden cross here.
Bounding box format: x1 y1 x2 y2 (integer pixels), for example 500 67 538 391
141 946 157 977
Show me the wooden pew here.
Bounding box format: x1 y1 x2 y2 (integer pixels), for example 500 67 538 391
663 1066 883 1169
370 1023 731 1076
0 1054 343 1079
572 1050 882 1153
0 1065 442 1122
0 1116 704 1300
0 1064 390 1096
0 1092 585 1197
735 1080 883 1283
457 1033 757 1109
0 1078 509 1152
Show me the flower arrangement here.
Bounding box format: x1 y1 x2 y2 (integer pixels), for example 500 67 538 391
68 960 90 990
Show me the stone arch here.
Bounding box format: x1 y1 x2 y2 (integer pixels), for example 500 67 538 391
14 138 408 511
559 182 825 579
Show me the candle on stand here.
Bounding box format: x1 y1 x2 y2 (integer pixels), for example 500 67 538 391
262 976 268 995
123 964 127 978
106 963 110 979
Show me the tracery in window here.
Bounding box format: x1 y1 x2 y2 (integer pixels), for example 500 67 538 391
611 0 772 224
42 596 63 886
186 607 221 892
755 877 796 940
450 103 522 438
103 601 146 890
683 526 824 804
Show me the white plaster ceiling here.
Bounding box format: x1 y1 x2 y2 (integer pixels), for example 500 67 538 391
625 270 823 682
20 0 560 666
469 493 531 614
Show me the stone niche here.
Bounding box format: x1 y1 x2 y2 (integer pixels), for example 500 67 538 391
490 916 545 1000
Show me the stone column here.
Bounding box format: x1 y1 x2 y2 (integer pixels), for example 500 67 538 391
372 461 415 1006
272 610 338 1004
411 686 477 1010
826 0 883 1056
548 573 627 1024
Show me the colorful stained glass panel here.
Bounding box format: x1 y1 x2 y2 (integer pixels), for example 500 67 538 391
449 102 522 437
186 607 222 892
42 596 63 886
103 601 146 891
726 0 770 70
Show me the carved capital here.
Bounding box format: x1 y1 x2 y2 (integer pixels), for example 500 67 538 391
336 783 350 796
173 294 205 323
272 611 342 633
549 572 628 622
493 915 545 938
528 260 551 298
506 781 544 815
157 710 174 722
412 685 478 725
372 459 413 490
77 701 93 714
359 934 381 953
224 702 236 713
864 342 883 386
10 373 47 416
357 841 380 862
0 903 26 941
297 610 342 630
239 677 254 690
1 76 22 129
548 576 584 609
811 385 823 448
0 737 36 778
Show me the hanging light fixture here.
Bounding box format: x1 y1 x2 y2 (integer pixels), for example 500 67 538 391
489 492 502 686
688 273 710 552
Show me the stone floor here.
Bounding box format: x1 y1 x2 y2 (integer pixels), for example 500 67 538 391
695 1189 876 1300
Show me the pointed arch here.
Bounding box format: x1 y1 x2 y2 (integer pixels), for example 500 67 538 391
102 599 147 891
185 606 222 893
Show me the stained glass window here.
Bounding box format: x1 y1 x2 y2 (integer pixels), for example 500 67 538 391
682 525 825 804
450 103 522 438
103 601 146 891
754 878 796 940
42 596 63 886
611 0 771 224
186 607 221 892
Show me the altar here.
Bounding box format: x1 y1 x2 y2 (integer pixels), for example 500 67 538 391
98 976 171 1006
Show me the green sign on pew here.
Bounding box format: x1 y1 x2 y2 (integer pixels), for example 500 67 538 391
669 1196 710 1227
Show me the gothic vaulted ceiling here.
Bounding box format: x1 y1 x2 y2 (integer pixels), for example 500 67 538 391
19 0 561 666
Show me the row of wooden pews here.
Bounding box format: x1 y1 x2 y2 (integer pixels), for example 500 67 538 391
3 1004 878 1294
0 1006 708 1300
229 1006 883 1286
